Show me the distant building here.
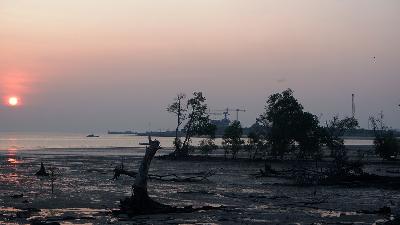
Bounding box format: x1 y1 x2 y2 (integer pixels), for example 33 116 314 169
211 118 231 135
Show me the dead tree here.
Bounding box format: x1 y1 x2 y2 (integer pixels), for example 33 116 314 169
119 137 172 215
117 136 222 216
35 162 49 176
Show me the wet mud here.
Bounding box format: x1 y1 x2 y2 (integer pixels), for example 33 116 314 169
1 149 399 224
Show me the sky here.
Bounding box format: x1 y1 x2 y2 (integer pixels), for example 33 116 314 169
1 0 399 132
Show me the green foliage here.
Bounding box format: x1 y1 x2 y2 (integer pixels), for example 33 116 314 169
246 129 268 159
323 116 359 160
168 92 215 157
223 121 244 159
259 89 326 159
196 122 217 138
199 138 218 155
296 112 325 159
259 89 303 157
369 116 399 160
374 132 399 160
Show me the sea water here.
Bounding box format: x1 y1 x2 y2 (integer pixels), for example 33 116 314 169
0 132 374 151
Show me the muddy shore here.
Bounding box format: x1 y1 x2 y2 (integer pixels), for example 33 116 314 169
1 147 399 224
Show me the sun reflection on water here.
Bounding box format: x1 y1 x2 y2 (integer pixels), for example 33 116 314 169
5 147 22 164
7 158 18 164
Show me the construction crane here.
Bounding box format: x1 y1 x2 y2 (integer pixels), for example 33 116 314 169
210 108 230 120
234 108 246 121
213 108 246 121
208 111 225 119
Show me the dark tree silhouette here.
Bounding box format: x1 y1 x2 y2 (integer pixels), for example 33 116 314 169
258 89 326 159
369 115 399 160
167 93 186 152
168 92 215 158
222 121 244 159
324 115 359 162
296 112 325 159
259 89 303 157
118 137 222 216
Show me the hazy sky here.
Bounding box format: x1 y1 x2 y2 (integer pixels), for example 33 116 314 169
1 0 399 132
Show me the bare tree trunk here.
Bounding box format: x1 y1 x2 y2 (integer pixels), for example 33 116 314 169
179 118 193 157
175 98 182 152
116 136 223 217
120 137 172 215
133 138 159 195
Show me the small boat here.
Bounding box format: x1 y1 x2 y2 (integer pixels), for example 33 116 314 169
86 134 99 137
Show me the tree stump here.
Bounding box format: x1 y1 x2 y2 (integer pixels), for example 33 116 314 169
119 137 174 215
117 136 223 216
35 162 49 176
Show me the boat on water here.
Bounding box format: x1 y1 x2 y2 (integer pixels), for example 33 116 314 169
86 134 100 137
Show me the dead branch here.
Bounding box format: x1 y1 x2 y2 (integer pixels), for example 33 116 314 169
113 166 216 182
117 136 222 216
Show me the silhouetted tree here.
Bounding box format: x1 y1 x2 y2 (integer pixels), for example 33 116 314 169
323 115 359 161
296 112 325 160
167 93 187 152
246 125 269 160
168 92 214 158
259 89 325 159
321 115 360 176
369 115 399 160
199 138 218 156
246 131 260 159
258 89 303 157
223 121 244 159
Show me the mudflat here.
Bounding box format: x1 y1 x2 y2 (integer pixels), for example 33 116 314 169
1 148 399 224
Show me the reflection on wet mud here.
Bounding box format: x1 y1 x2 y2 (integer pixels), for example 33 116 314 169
0 150 399 224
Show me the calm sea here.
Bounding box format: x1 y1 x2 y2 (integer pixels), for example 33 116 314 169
0 132 374 151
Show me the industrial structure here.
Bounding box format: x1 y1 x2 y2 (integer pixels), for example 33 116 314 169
352 93 356 118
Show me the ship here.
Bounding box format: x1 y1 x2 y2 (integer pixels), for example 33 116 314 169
107 130 137 135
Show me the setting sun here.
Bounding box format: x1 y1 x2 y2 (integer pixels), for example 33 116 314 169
8 97 19 106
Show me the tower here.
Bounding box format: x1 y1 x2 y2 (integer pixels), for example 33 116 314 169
352 94 355 118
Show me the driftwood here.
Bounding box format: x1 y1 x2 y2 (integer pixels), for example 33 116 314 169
113 166 216 182
116 136 223 216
